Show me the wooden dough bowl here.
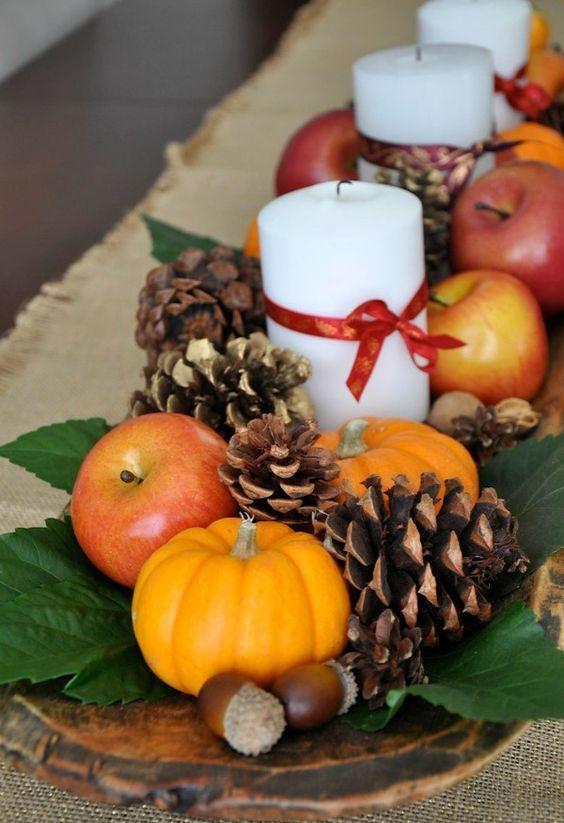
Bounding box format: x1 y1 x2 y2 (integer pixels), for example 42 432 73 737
1 325 563 820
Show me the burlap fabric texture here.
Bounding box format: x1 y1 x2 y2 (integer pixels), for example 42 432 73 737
0 0 562 820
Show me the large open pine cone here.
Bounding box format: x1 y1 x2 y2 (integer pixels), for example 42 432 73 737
135 245 265 368
218 414 340 528
318 473 528 648
130 333 313 440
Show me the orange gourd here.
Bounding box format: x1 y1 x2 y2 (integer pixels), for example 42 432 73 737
243 214 261 257
132 517 350 696
495 122 564 170
317 417 478 502
527 48 564 98
529 10 550 53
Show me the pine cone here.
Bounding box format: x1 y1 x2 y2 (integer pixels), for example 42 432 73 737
451 398 540 467
318 473 528 648
539 99 564 134
130 333 313 440
135 246 265 368
341 611 426 710
377 163 452 285
218 414 340 528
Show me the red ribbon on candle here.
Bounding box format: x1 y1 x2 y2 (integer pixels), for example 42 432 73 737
265 281 465 401
494 65 551 120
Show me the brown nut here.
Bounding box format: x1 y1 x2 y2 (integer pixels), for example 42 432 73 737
427 391 484 434
197 672 286 756
271 661 357 731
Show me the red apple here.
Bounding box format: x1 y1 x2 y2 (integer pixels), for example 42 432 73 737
428 269 549 404
71 413 237 588
451 161 564 315
275 108 359 195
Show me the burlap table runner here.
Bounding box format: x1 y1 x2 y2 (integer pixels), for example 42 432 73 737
0 0 562 819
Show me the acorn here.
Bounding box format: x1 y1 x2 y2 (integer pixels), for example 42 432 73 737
271 661 358 731
197 672 286 756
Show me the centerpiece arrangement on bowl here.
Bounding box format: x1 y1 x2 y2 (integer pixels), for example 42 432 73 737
0 0 563 771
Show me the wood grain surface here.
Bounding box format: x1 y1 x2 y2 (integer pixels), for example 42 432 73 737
0 324 562 819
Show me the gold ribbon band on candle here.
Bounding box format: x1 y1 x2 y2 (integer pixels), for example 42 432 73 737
264 281 465 401
494 65 552 119
358 134 522 197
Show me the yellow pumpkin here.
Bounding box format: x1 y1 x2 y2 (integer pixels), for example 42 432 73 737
317 417 478 502
132 517 350 696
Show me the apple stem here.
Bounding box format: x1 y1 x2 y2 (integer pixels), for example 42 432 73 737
474 201 512 221
336 179 353 197
120 469 144 485
335 418 369 458
230 515 260 560
428 292 452 308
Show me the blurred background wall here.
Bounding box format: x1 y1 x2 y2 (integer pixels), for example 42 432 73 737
0 0 119 82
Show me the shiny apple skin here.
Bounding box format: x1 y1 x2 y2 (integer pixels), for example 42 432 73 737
71 413 237 588
275 109 359 195
451 161 564 315
428 270 549 404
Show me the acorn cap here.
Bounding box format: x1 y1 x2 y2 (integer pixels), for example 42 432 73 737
327 660 359 715
223 682 286 757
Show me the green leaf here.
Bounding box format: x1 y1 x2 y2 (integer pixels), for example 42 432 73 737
0 577 132 684
480 434 564 572
345 692 406 732
142 214 234 262
0 520 170 704
0 518 95 605
405 602 564 721
64 647 173 704
0 418 111 493
348 602 564 731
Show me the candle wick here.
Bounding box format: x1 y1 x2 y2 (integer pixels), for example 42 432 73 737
336 179 353 197
415 45 422 62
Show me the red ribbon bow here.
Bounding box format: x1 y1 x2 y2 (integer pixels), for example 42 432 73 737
265 281 465 401
494 65 551 120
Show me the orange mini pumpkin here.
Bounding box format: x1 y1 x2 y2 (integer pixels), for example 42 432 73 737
243 213 261 257
527 48 564 99
317 417 478 502
132 517 350 696
495 122 564 171
529 10 550 53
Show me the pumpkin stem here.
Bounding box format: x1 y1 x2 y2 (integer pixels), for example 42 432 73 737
230 515 260 560
335 418 369 458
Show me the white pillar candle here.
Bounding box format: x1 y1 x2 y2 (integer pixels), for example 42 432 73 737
417 0 531 131
257 181 428 430
353 44 494 183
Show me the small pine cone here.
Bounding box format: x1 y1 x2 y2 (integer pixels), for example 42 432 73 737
452 398 540 466
218 414 340 528
539 99 564 135
377 163 452 284
319 473 528 648
135 245 265 368
341 611 426 710
422 207 452 285
130 333 314 440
